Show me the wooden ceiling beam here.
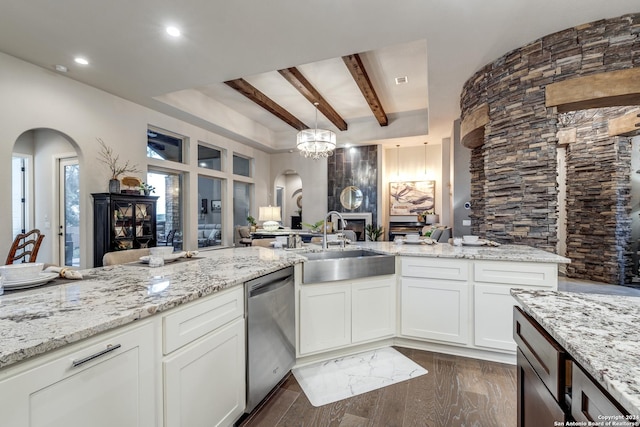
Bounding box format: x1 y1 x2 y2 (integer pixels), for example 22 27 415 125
278 67 348 131
342 53 388 127
224 78 308 131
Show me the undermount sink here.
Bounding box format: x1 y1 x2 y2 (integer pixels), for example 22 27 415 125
302 249 395 284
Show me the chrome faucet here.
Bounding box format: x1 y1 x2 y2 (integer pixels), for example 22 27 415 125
323 211 347 250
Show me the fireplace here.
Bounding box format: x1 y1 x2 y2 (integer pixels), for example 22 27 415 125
329 213 373 241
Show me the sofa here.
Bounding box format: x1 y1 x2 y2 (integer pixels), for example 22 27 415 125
197 223 222 247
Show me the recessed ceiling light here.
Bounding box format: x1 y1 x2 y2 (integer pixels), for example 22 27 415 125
395 76 408 85
55 64 68 73
166 26 181 37
74 57 89 65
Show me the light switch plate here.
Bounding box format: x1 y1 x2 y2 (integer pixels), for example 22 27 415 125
462 219 471 226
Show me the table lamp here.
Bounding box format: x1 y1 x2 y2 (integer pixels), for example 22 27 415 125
259 206 281 231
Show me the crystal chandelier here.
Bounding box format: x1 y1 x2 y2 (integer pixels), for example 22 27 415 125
296 102 336 160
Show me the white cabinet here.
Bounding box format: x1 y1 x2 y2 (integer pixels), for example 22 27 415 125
400 257 470 345
401 277 469 344
474 284 518 351
352 276 396 343
164 318 245 427
298 275 396 355
473 261 557 351
0 321 156 427
162 286 245 427
299 282 351 354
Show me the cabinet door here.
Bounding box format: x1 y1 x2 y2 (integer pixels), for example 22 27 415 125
474 283 518 351
113 199 135 250
572 362 626 422
401 277 469 344
299 282 351 354
0 322 156 427
352 276 396 343
517 350 566 427
134 200 156 248
164 317 245 427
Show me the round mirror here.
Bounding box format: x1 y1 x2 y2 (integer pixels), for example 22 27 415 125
340 186 363 210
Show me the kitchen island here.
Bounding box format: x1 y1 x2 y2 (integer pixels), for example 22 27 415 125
0 242 569 369
0 247 303 369
512 289 640 418
0 242 569 426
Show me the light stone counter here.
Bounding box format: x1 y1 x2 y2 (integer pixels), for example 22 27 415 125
512 289 640 415
0 242 568 370
0 247 303 369
355 241 570 264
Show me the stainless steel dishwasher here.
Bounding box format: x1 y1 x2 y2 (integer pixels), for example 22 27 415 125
245 266 295 413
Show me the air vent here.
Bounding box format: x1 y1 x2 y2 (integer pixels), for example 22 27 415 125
395 76 409 85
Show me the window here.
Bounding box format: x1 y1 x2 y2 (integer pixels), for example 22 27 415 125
233 181 251 228
148 170 183 250
198 176 224 247
60 158 80 267
198 144 222 171
147 128 185 163
233 154 251 177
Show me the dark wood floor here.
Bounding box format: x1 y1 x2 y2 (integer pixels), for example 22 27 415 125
240 347 517 427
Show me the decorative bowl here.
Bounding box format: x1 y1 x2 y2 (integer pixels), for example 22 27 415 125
0 263 44 281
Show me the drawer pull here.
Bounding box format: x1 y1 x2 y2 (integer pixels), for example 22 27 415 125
72 344 122 368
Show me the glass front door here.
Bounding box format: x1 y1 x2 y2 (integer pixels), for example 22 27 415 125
59 157 80 266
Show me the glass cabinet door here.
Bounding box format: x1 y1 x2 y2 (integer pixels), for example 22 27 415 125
113 201 134 250
135 201 155 248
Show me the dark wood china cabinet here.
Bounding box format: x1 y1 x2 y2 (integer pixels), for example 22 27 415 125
92 193 158 267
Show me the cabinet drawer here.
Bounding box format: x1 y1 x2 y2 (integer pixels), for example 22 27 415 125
401 257 468 281
513 307 565 401
163 286 244 354
572 362 628 422
475 261 557 287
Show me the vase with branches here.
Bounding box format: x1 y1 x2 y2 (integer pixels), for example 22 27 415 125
97 138 141 193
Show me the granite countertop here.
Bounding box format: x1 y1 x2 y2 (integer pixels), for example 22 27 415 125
0 247 303 369
0 242 568 371
356 241 570 264
512 289 640 415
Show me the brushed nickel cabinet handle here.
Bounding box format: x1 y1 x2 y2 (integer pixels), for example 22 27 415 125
72 343 122 368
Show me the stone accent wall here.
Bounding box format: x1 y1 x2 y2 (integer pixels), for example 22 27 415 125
564 108 634 284
327 145 378 225
460 13 640 283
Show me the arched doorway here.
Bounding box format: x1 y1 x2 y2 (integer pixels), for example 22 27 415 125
12 128 80 266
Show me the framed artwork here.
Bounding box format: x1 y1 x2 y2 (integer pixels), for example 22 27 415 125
389 181 435 215
211 200 222 211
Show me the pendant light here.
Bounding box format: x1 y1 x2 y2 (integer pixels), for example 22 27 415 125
296 102 336 160
396 144 400 177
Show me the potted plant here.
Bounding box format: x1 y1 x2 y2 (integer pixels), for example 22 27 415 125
247 215 257 232
139 182 155 196
302 220 325 233
424 210 439 224
97 138 140 193
365 224 385 241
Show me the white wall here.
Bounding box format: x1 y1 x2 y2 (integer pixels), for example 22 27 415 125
0 52 270 267
270 152 327 227
382 144 444 227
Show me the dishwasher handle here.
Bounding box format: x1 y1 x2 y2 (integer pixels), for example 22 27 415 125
248 274 293 298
